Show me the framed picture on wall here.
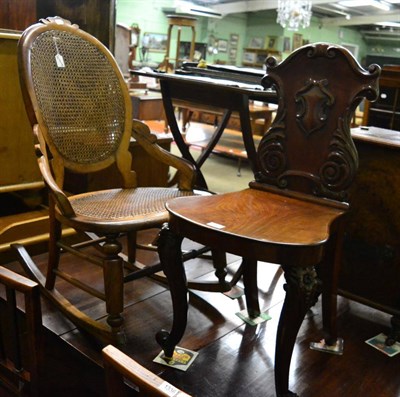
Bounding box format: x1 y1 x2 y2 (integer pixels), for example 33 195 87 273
230 33 239 47
217 39 228 52
243 51 257 64
142 32 167 52
283 37 291 52
265 36 277 50
229 47 237 60
249 37 263 49
292 33 303 50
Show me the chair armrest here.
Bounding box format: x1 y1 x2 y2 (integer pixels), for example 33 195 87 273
131 119 196 191
37 156 76 217
33 124 75 217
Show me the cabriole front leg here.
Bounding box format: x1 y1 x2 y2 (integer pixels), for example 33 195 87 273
275 265 320 397
156 223 188 358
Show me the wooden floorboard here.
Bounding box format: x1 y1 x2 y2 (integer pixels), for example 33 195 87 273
3 228 400 397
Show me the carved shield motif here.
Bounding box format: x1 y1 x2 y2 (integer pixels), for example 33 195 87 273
295 79 335 136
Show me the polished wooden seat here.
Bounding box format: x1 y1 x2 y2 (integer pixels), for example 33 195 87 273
102 344 191 397
0 266 42 397
14 16 197 344
156 43 380 397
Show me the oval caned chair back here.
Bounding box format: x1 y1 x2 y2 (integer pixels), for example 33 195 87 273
20 18 132 176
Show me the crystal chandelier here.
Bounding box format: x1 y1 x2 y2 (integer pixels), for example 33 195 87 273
276 0 313 31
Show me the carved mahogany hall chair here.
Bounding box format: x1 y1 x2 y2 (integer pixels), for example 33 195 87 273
102 344 191 397
156 43 380 397
0 266 42 397
11 16 233 345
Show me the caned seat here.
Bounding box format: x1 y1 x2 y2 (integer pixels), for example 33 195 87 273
156 43 380 397
14 16 199 344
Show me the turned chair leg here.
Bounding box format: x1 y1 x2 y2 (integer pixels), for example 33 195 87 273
45 198 62 290
103 234 125 342
126 230 137 264
211 249 230 290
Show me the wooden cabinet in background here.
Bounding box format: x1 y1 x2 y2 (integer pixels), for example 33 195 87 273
0 0 116 51
0 32 42 191
362 65 400 131
340 127 400 344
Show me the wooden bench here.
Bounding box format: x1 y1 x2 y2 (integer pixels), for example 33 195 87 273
177 100 275 135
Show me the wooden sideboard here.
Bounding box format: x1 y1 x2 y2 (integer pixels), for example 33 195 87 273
0 0 116 51
340 126 400 344
0 31 50 259
362 66 400 131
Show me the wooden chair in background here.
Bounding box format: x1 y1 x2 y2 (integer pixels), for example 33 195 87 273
156 43 380 397
0 266 42 397
102 344 191 397
115 23 145 89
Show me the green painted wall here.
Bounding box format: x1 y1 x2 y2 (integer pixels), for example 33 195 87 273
245 10 367 63
116 0 398 67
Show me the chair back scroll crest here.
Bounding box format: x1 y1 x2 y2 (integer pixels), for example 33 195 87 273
256 43 380 201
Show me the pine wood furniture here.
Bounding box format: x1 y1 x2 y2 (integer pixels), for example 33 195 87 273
130 90 166 122
0 30 54 258
163 15 197 70
155 44 380 397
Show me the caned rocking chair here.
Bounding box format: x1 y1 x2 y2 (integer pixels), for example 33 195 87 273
13 16 231 344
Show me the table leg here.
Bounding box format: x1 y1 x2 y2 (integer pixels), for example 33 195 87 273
156 223 188 358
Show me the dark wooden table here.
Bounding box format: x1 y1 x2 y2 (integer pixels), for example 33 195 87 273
132 66 276 190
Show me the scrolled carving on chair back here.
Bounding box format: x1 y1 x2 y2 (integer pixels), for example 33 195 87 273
19 17 133 175
256 43 380 202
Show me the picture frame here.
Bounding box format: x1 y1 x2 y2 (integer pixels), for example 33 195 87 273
229 33 239 48
283 36 291 52
142 32 167 52
265 36 277 50
229 47 237 60
243 51 257 64
292 33 303 50
217 39 228 53
249 37 263 49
